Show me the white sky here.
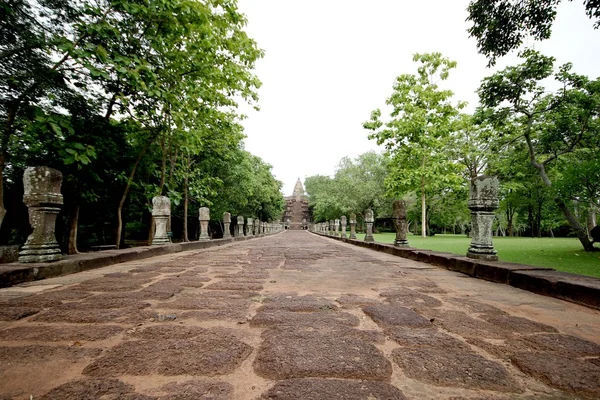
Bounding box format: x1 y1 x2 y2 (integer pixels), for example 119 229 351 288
236 0 600 196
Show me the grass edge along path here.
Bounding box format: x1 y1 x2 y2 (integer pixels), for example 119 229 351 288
369 233 600 278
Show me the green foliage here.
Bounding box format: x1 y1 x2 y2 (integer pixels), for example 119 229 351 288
467 0 600 65
305 152 390 222
0 0 281 247
477 49 600 250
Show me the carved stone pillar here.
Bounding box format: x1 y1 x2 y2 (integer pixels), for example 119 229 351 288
247 218 254 236
393 200 409 247
364 209 375 242
467 176 500 261
237 216 244 237
151 196 171 245
341 216 347 239
333 219 339 237
199 207 210 240
223 212 232 238
19 167 63 263
349 213 357 239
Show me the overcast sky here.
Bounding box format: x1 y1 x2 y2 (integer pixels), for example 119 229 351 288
236 0 600 196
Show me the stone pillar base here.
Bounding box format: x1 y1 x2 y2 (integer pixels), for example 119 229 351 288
19 244 62 263
341 233 347 239
152 236 170 246
394 240 409 247
467 246 498 261
349 233 357 239
364 235 375 243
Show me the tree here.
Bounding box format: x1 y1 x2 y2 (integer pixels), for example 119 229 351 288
478 49 600 250
467 0 600 65
364 53 464 237
305 152 391 223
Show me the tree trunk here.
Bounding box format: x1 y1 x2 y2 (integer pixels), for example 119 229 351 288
68 205 80 255
555 198 597 250
0 153 6 231
183 172 189 242
588 208 597 238
116 141 150 249
421 179 426 238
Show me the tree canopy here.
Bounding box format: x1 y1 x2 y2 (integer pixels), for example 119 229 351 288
467 0 600 65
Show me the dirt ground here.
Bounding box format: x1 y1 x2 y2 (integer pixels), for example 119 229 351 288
1 230 599 399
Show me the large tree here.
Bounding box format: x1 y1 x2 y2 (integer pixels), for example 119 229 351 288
478 49 600 251
364 53 464 238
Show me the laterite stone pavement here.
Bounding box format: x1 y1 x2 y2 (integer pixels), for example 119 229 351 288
1 231 599 399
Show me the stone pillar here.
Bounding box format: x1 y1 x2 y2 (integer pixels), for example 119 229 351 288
302 218 307 230
246 218 252 237
467 176 500 261
199 207 210 240
247 218 254 237
237 216 244 237
151 196 171 245
349 213 357 239
341 216 347 239
18 167 63 263
334 219 340 237
393 200 409 247
364 209 374 242
223 212 232 238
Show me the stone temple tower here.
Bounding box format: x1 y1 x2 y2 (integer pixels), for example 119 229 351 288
283 178 310 230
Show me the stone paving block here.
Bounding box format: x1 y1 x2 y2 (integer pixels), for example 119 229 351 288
259 378 407 400
448 297 508 315
259 294 339 312
77 277 151 292
39 378 150 400
0 345 102 374
157 380 233 400
2 296 61 308
362 304 432 329
205 281 263 291
214 272 269 279
387 327 470 350
336 294 380 307
479 314 558 334
511 352 600 398
392 347 520 392
0 306 40 321
250 309 360 328
378 287 442 308
254 330 392 381
179 309 249 321
424 309 509 339
83 329 251 376
519 333 600 356
262 325 386 344
0 325 123 342
57 297 152 310
158 295 252 310
31 307 153 324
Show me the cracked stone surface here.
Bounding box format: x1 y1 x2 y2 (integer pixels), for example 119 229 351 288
1 231 599 399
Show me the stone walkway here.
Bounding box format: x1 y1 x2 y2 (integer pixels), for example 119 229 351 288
1 231 599 399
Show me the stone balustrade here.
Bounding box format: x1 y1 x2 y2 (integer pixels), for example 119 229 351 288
199 207 210 241
18 167 64 263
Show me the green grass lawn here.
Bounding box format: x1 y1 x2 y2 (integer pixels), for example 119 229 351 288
368 233 600 278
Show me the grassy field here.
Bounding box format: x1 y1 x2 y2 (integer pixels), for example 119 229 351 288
368 233 600 278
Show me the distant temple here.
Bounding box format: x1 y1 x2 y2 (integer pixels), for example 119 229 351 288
282 178 310 230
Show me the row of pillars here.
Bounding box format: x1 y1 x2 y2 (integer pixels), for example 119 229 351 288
154 198 283 244
311 176 500 261
16 166 283 264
